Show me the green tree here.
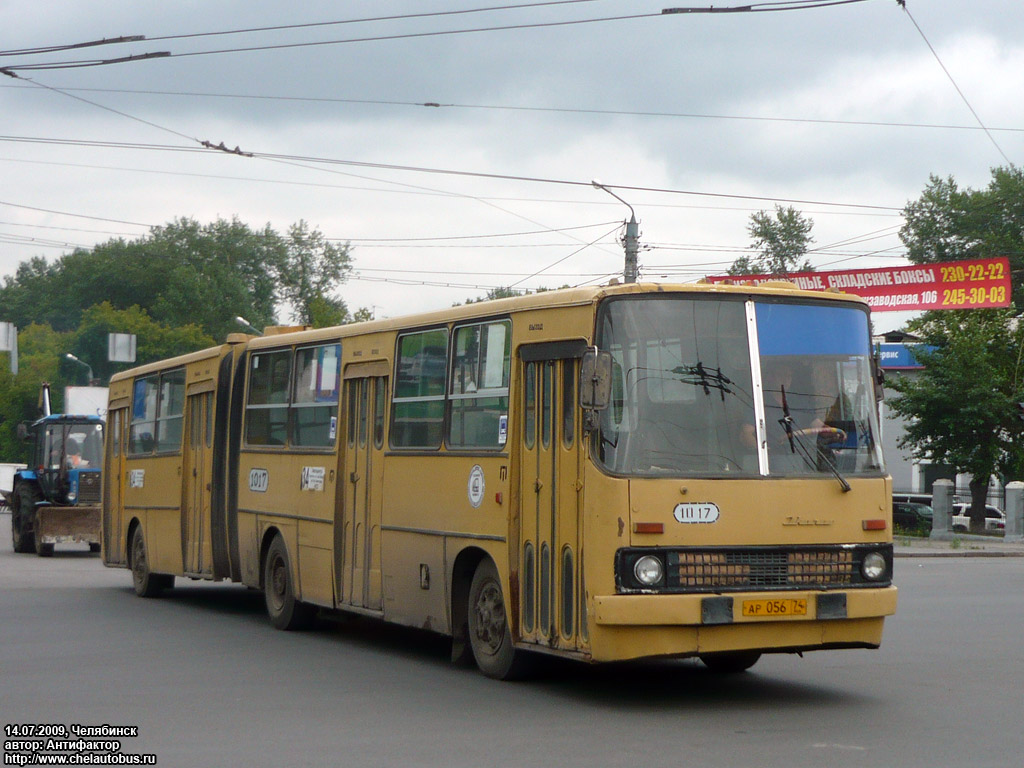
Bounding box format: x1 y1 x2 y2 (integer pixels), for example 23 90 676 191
729 205 814 277
143 217 286 338
0 323 72 462
278 221 353 325
0 217 288 341
0 308 214 462
901 166 1024 306
457 285 570 306
69 303 215 383
886 309 1024 532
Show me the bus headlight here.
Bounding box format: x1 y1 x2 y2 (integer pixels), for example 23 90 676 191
861 551 887 581
633 555 664 587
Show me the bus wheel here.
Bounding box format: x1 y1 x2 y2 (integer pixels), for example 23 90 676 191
11 486 37 554
699 651 761 674
130 526 172 597
468 560 529 680
263 535 314 631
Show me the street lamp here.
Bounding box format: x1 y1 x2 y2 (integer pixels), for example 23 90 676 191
591 180 640 284
65 353 94 385
235 316 263 335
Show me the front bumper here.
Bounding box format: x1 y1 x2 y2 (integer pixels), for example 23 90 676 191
35 505 101 545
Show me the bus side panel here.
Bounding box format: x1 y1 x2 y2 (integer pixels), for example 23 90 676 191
237 509 261 587
578 461 631 640
124 456 184 575
298 519 335 607
380 530 447 631
236 451 337 602
379 454 510 631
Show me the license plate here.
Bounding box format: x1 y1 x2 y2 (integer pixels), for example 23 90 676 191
741 598 807 617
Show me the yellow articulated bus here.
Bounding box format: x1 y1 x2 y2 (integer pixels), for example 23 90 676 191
102 282 897 678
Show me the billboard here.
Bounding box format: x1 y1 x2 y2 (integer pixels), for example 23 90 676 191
705 257 1011 312
65 386 109 419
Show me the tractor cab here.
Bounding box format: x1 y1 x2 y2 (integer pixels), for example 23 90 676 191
24 415 105 506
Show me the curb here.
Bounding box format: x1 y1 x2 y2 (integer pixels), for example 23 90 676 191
896 549 1024 558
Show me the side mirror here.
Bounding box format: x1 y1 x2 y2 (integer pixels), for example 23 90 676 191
580 348 612 410
16 422 30 442
872 352 885 403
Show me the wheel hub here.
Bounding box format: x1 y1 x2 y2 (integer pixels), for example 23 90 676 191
474 582 505 653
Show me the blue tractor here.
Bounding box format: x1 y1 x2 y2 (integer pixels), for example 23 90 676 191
6 385 104 556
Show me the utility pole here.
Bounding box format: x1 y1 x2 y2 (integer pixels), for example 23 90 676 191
623 213 639 284
592 180 640 283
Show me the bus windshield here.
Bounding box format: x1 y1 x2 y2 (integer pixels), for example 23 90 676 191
593 296 884 479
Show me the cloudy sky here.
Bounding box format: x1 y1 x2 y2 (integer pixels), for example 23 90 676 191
2 0 1022 333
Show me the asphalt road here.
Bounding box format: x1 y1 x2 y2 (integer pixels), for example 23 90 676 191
2 511 1023 768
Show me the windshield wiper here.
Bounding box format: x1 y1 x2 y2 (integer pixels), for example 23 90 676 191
778 384 851 493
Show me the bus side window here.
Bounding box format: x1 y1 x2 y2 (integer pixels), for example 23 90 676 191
246 350 291 446
448 320 510 449
391 329 448 449
292 344 341 448
156 369 185 452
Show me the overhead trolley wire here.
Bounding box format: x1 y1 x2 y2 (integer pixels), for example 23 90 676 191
898 2 1013 165
1 0 877 72
7 83 1021 135
143 0 610 43
0 133 904 213
0 199 154 228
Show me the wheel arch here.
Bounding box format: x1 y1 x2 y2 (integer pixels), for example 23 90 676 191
258 525 285 590
125 517 143 569
449 545 492 656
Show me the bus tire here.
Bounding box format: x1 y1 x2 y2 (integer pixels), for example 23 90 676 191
699 651 761 674
130 526 172 597
11 485 38 554
263 535 314 631
468 559 530 680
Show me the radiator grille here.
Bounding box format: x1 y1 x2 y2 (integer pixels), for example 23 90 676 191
77 472 102 505
672 549 854 589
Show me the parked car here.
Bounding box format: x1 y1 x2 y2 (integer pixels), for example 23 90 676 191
893 493 934 506
893 501 933 532
951 503 1005 533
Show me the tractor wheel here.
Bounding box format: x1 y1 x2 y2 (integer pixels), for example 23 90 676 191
11 485 39 554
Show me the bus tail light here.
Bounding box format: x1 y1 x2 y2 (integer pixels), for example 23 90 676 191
862 519 887 531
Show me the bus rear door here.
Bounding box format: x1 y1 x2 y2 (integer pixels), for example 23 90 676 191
338 368 388 611
182 390 213 576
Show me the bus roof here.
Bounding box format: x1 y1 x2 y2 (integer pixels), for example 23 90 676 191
109 280 867 383
33 414 104 426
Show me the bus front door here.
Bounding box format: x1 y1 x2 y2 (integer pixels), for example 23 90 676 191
338 374 387 611
518 352 583 652
182 391 213 576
